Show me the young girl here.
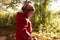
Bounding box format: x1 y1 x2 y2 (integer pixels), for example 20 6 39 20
16 1 35 40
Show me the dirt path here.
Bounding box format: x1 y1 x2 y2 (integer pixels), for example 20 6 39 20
0 36 6 40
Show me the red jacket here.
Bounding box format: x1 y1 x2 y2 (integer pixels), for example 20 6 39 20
16 12 32 40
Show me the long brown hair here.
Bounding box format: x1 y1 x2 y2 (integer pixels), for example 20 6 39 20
22 1 35 18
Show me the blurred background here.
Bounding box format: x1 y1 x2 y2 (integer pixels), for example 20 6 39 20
0 0 60 40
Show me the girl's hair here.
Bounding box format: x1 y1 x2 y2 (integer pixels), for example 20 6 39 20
22 1 35 13
21 1 35 18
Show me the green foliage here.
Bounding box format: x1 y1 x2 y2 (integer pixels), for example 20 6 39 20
31 0 51 32
31 0 60 35
0 10 16 31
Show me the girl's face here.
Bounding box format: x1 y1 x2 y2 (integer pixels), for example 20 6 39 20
28 11 34 19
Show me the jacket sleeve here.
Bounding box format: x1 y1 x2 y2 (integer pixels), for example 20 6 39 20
21 18 31 38
20 18 31 39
